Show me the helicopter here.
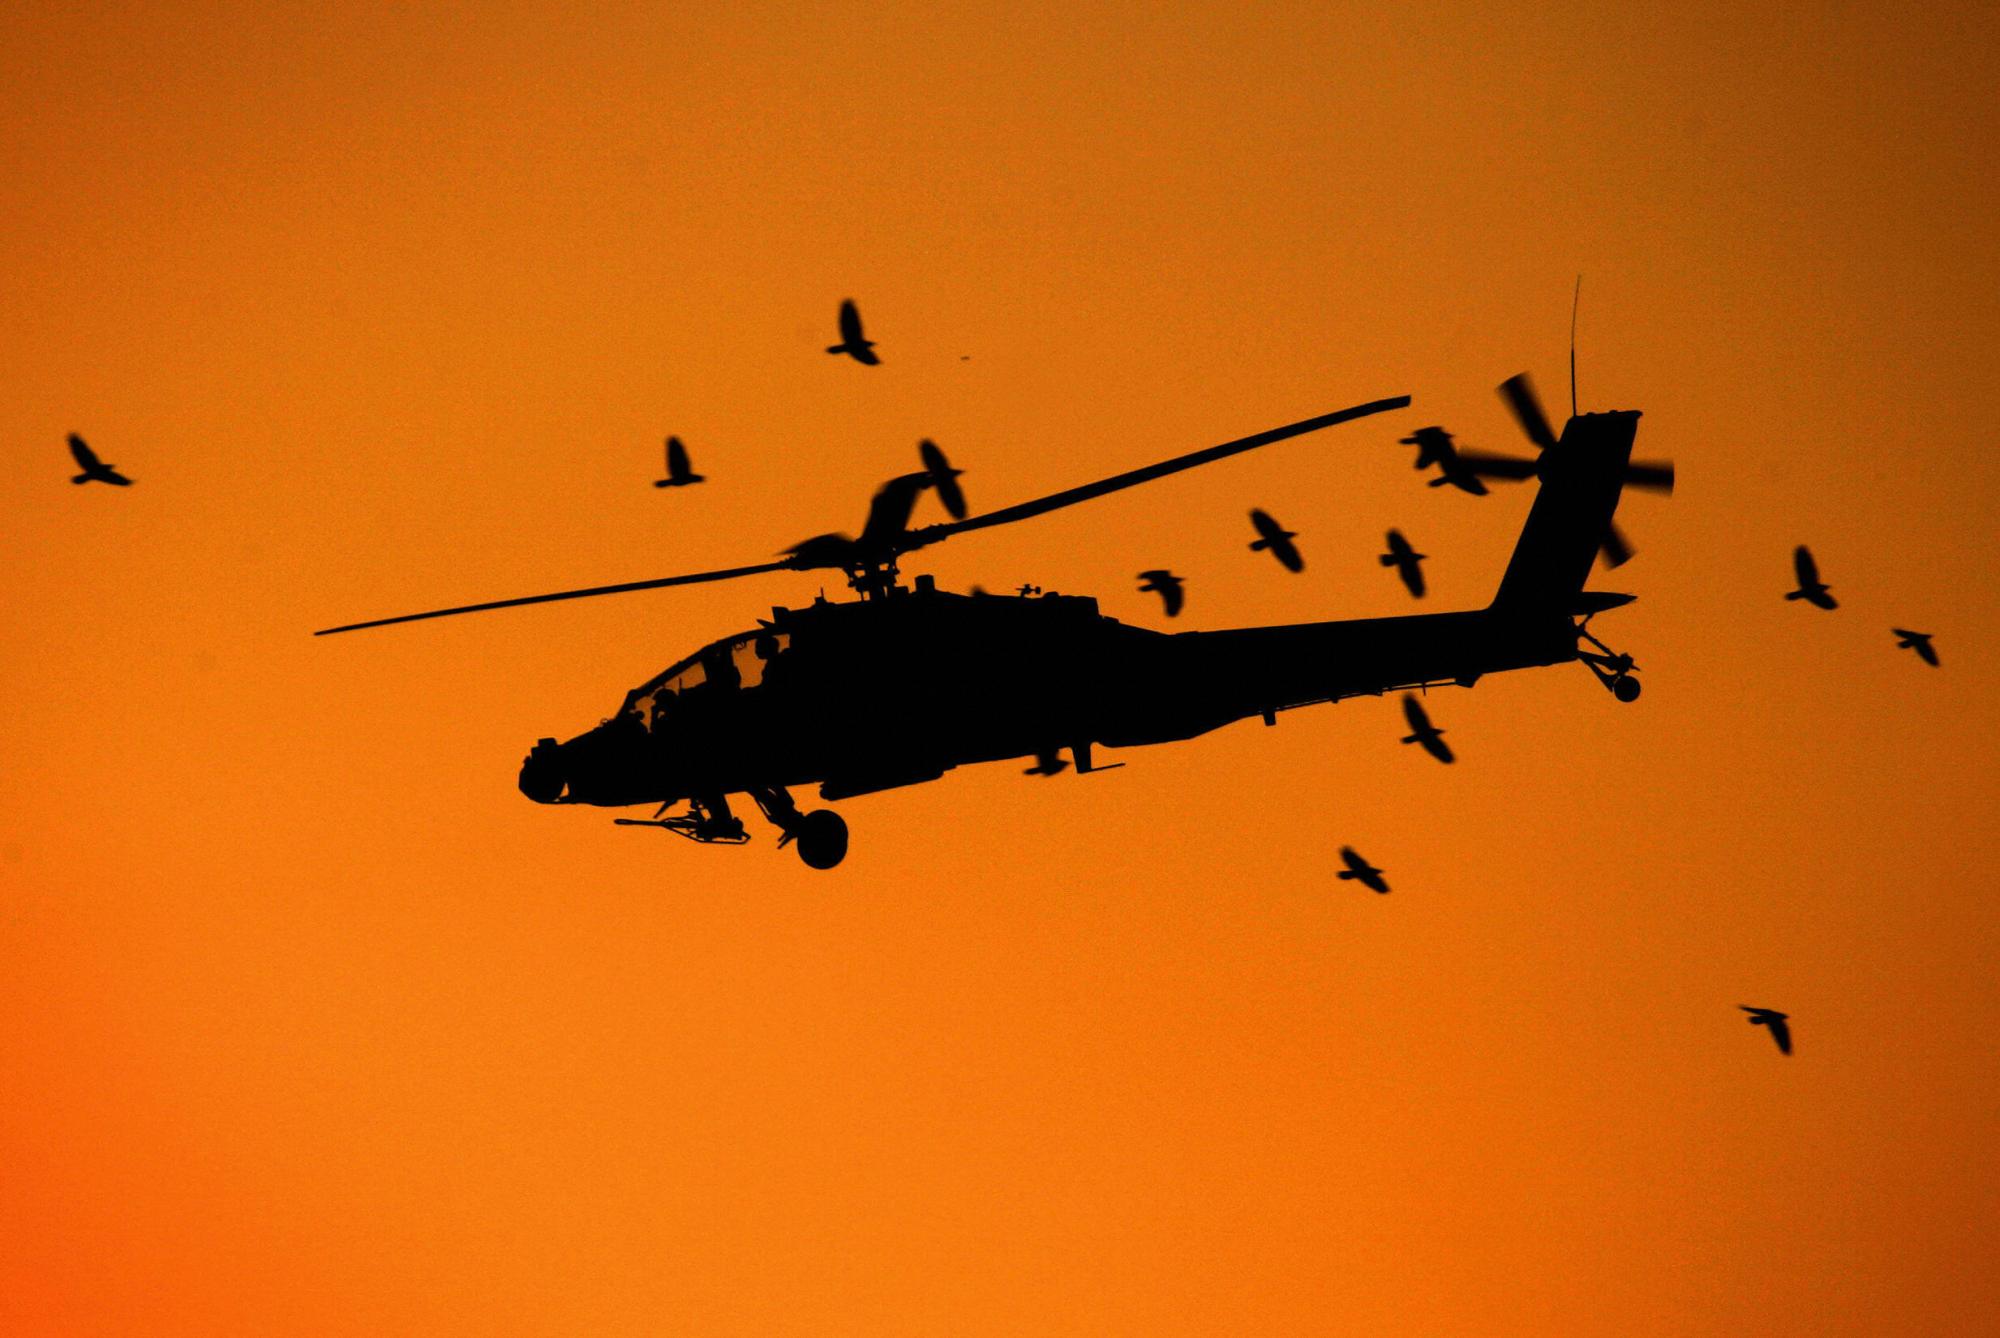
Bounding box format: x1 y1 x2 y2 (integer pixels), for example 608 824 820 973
317 378 1668 870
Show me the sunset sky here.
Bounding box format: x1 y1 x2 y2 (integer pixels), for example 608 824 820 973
4 3 1997 1333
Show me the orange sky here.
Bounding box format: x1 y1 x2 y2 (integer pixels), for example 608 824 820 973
4 3 1997 1333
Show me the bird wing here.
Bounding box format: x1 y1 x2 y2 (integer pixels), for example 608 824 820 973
1275 536 1304 572
1794 546 1819 584
1402 695 1428 732
666 436 690 476
839 299 864 343
1160 581 1183 617
99 468 133 486
1250 509 1278 540
1386 529 1410 558
68 434 101 470
1425 736 1454 764
1402 563 1425 597
1768 1016 1793 1055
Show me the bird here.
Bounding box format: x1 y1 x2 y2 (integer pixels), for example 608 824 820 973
1024 748 1068 777
1136 570 1185 617
1380 529 1427 598
1892 629 1938 666
1398 426 1490 496
68 433 132 486
1786 546 1836 609
1248 509 1303 572
1336 846 1389 893
918 439 966 518
1399 694 1454 764
653 435 704 488
1739 1006 1792 1056
826 298 879 365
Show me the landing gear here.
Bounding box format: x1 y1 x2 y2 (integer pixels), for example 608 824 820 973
618 787 849 868
794 810 849 870
750 785 850 870
1576 619 1643 703
613 794 749 843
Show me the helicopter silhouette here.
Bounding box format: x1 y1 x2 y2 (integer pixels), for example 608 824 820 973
318 376 1666 871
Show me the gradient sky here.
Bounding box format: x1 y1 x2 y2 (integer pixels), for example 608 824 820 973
4 3 1997 1333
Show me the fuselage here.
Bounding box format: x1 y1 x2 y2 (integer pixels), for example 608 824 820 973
521 579 1577 810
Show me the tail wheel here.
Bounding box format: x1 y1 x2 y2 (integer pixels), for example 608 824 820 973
795 810 849 870
1613 675 1642 703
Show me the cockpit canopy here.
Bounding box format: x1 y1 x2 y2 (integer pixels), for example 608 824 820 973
621 629 792 728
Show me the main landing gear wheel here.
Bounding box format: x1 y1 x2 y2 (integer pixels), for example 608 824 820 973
1612 675 1642 703
795 809 849 870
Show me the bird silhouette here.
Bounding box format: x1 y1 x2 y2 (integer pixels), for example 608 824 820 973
1399 426 1490 496
1786 546 1836 609
653 436 704 488
68 433 132 486
826 298 879 365
1399 694 1454 764
1248 509 1303 572
1381 529 1427 598
918 439 966 518
1739 1006 1792 1056
1892 629 1938 666
1336 846 1389 893
1024 748 1068 776
1136 570 1185 617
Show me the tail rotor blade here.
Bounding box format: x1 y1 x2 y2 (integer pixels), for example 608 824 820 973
1499 373 1559 452
1455 450 1540 481
1624 460 1675 494
1600 523 1635 569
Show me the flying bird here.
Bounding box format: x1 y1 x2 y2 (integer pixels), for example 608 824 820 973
1739 1006 1792 1056
918 439 966 519
826 298 879 365
1399 694 1454 764
1399 426 1490 496
653 435 704 488
1336 846 1389 893
1380 529 1427 598
1785 546 1836 609
1248 509 1303 572
1136 570 1185 617
68 433 132 486
1892 629 1938 666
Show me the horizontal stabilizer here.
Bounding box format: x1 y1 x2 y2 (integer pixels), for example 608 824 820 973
1571 592 1636 615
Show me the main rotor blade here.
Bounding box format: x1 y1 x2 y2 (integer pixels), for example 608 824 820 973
909 396 1410 547
1499 373 1559 452
1625 460 1675 494
1455 450 1540 481
314 560 793 635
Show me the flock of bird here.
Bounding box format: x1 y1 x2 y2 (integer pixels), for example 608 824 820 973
65 296 1935 1057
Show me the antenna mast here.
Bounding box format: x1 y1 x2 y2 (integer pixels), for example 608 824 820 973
1570 275 1582 416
